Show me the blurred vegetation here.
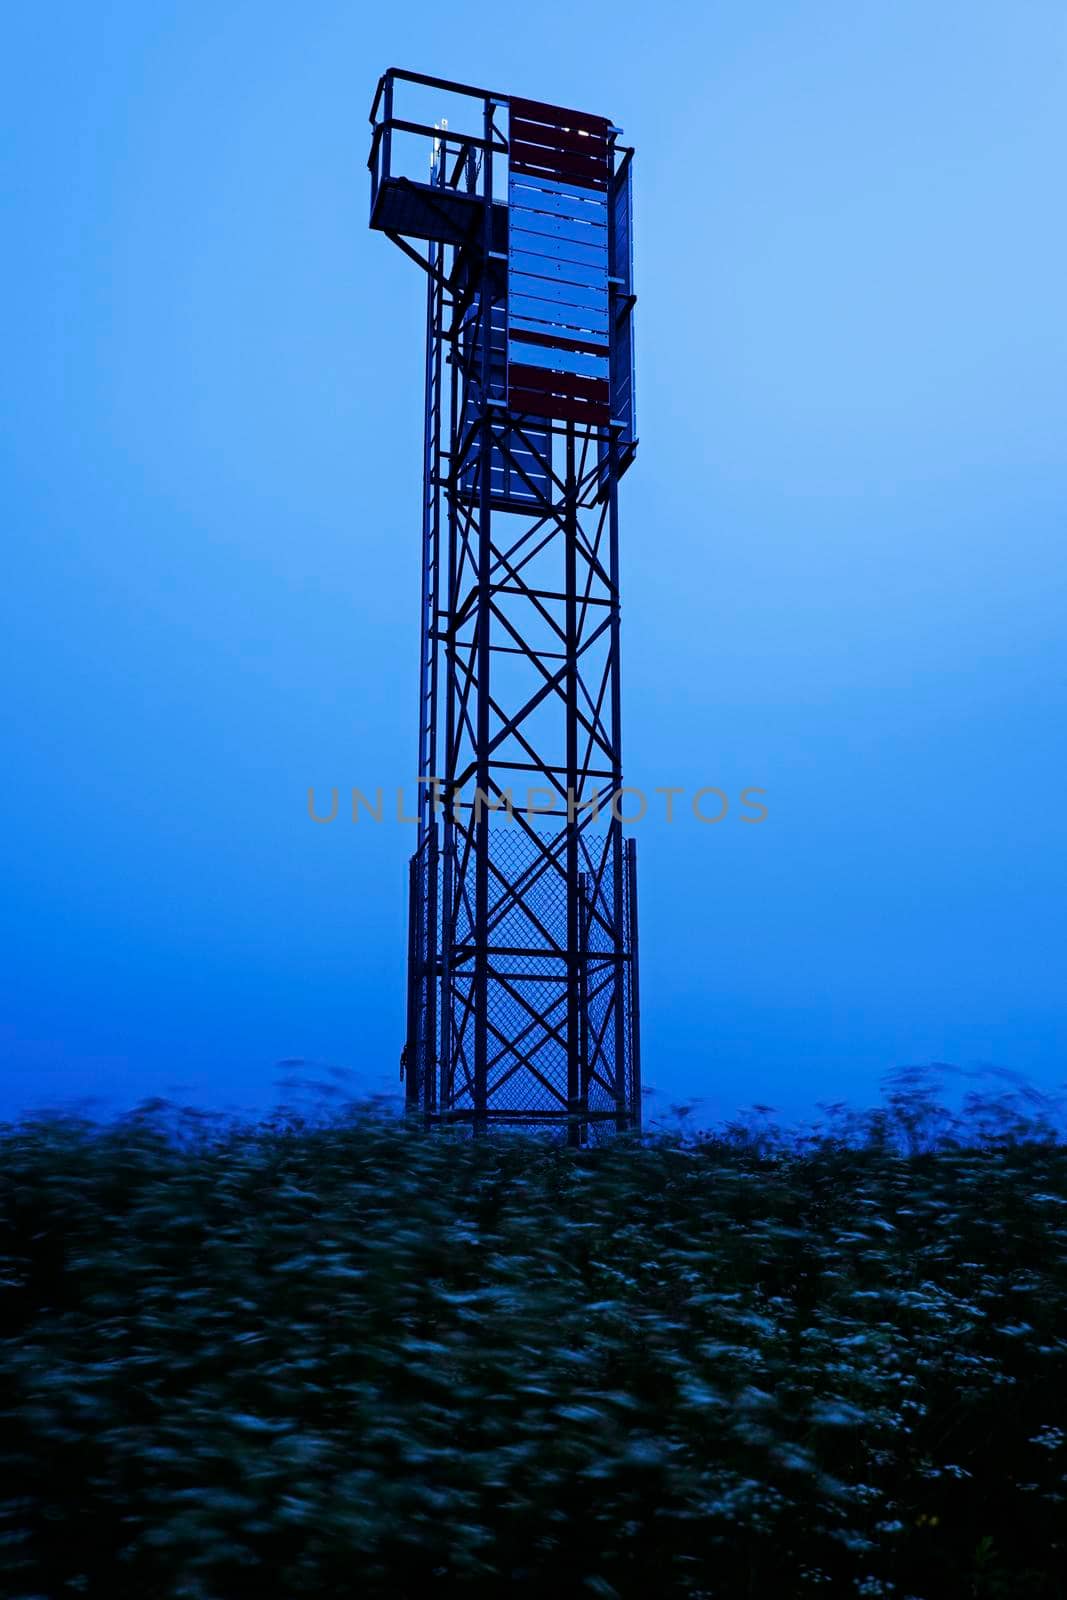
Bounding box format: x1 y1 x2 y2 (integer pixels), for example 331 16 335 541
1 1076 1066 1597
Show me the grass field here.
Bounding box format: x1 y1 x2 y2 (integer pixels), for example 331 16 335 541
1 1086 1065 1596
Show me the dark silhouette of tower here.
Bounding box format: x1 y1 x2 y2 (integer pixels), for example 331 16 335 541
369 69 640 1139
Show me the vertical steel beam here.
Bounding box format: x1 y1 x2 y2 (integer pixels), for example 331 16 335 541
626 833 642 1129
607 433 628 1132
425 823 439 1120
564 422 582 1145
472 101 494 1134
404 853 419 1110
439 228 460 1119
578 867 590 1116
381 75 393 189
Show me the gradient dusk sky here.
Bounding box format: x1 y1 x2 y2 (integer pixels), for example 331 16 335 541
2 1 1065 1125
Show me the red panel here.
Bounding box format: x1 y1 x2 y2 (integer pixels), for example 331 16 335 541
510 138 608 178
509 95 609 138
510 118 609 161
511 144 608 188
508 386 612 427
509 327 608 358
508 362 609 404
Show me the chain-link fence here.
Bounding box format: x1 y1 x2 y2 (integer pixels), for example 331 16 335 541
407 822 639 1128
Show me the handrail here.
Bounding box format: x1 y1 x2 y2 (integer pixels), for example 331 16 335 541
371 114 505 154
368 116 506 181
369 66 503 126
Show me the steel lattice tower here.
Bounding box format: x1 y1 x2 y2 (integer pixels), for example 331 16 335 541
368 69 641 1139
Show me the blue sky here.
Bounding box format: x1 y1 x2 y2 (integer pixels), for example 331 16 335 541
2 2 1065 1125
